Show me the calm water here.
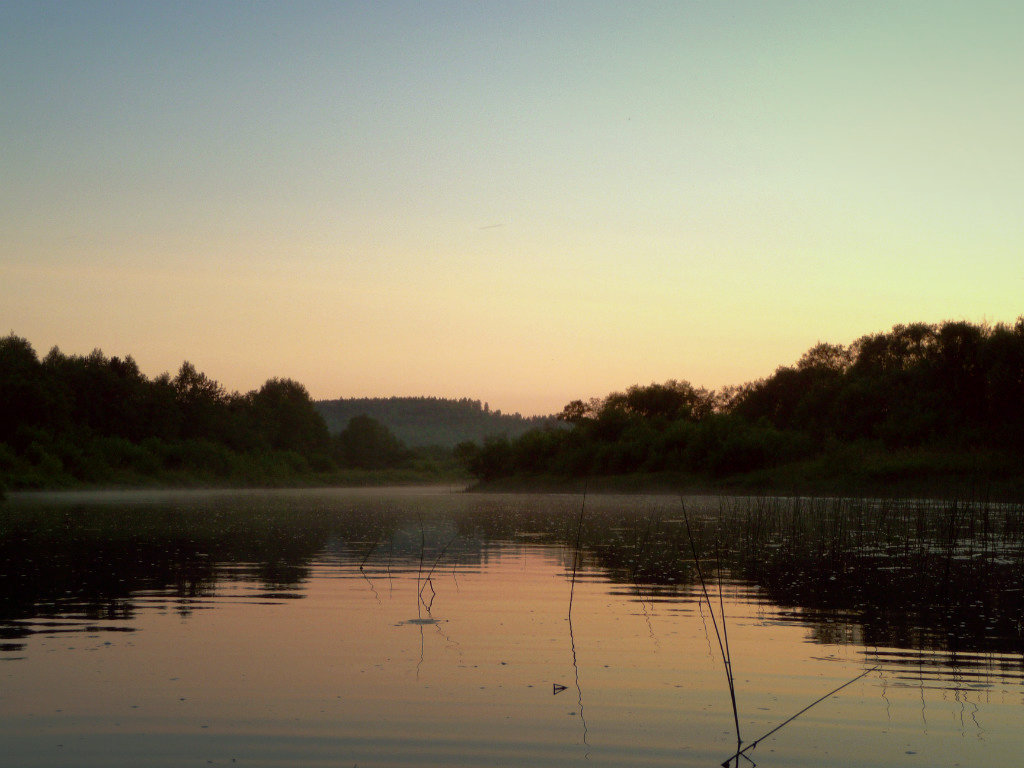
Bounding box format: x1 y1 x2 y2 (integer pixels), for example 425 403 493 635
1 488 1021 767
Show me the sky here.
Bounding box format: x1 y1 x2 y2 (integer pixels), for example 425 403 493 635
2 1 1022 416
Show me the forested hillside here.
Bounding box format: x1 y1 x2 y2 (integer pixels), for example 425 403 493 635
315 397 553 447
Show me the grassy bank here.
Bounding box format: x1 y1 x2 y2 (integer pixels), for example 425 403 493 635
0 432 470 493
0 451 469 493
469 444 1024 501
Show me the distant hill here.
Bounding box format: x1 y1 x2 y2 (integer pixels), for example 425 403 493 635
314 397 556 447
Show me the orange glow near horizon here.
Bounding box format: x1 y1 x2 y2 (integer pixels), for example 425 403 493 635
3 3 1023 416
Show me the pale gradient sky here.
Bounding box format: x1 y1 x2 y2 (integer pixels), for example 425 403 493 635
2 1 1022 415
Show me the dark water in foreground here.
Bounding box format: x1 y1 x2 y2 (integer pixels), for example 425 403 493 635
1 488 1021 767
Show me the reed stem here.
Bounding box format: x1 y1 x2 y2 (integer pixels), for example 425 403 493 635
679 498 742 761
720 665 880 767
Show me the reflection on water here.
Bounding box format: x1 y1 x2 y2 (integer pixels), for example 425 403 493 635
0 488 1021 767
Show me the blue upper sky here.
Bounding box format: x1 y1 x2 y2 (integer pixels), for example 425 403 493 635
3 1 1022 414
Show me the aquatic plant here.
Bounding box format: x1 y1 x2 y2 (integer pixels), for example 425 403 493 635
678 499 742 763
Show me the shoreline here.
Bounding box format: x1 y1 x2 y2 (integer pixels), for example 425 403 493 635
465 466 1024 503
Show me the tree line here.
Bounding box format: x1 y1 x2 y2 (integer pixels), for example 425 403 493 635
456 319 1024 483
6 318 1022 491
0 335 424 488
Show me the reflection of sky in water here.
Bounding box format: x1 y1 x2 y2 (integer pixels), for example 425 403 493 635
0 488 1021 767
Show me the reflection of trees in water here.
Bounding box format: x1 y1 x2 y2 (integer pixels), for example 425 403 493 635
723 497 1024 660
0 504 338 632
0 514 218 625
2 495 1022 671
0 502 486 633
472 496 1024 663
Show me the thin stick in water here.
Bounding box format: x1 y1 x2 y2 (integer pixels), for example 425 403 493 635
720 665 881 767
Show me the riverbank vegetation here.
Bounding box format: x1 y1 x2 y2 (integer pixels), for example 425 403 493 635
5 318 1024 497
458 319 1024 499
0 335 464 490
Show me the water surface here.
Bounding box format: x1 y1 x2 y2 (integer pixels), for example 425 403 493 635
1 488 1021 767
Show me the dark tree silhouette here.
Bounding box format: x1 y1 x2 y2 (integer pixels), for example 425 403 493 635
334 415 408 469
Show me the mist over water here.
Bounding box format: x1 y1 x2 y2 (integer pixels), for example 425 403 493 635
1 488 1021 767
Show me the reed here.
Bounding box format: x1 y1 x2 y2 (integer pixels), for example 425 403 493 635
566 488 590 750
676 496 912 766
679 498 742 764
417 532 459 613
567 488 587 622
720 664 880 767
415 514 425 619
